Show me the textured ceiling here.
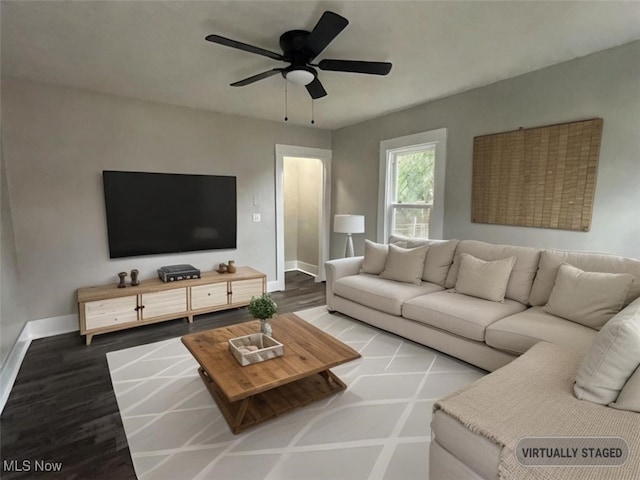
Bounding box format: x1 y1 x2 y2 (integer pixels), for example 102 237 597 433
2 1 640 129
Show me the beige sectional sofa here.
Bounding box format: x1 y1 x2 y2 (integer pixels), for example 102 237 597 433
325 237 640 479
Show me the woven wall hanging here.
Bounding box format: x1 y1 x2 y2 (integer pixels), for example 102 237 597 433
472 118 603 232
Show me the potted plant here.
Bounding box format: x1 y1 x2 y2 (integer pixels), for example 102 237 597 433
248 293 278 337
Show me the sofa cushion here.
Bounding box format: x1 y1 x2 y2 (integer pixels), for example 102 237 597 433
402 290 527 342
380 244 429 285
333 274 442 316
485 306 597 355
445 240 540 304
610 366 640 413
360 240 388 275
574 297 640 405
529 249 640 307
455 253 516 302
543 263 634 330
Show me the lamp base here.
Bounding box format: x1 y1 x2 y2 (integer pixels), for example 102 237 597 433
344 234 354 257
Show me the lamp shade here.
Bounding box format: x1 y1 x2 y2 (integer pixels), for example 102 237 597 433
334 214 365 234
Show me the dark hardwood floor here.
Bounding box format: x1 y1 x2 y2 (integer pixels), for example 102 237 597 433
0 271 325 479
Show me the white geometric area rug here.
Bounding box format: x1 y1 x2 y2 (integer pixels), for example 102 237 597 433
107 306 485 480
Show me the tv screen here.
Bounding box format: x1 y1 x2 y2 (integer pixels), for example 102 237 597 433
102 171 237 258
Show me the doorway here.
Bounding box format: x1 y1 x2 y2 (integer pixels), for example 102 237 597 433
284 156 323 278
275 145 331 291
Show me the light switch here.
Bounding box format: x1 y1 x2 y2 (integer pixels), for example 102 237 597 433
253 213 261 222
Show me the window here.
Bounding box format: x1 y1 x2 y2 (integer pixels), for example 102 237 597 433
378 129 447 241
389 147 435 238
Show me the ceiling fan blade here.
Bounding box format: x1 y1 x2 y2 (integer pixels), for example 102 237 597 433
205 34 284 61
230 69 283 87
318 59 392 75
306 77 327 99
304 11 349 59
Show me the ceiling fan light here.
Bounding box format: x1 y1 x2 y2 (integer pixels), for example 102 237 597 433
285 68 315 86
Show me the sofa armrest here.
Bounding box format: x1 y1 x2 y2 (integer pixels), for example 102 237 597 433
325 257 364 310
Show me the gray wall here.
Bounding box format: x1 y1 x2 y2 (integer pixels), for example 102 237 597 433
296 158 322 267
1 132 25 366
284 156 322 269
1 78 330 325
331 41 640 259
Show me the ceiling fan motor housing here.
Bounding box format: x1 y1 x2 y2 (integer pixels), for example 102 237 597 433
279 30 313 62
279 30 318 85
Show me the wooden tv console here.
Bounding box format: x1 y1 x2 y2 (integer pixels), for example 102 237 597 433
77 266 266 345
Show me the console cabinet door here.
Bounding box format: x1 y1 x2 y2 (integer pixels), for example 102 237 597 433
230 278 265 305
84 296 138 330
191 283 229 310
141 288 187 319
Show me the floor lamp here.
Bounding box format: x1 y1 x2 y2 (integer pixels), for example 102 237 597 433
334 214 365 257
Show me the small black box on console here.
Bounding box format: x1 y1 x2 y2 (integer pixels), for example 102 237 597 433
157 264 201 283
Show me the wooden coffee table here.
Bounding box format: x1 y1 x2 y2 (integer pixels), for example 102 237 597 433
181 312 361 434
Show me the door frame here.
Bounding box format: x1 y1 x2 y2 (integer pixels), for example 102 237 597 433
275 144 332 290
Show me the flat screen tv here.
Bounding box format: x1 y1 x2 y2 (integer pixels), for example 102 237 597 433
103 171 237 258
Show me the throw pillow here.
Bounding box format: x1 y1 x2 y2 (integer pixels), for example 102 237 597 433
574 297 640 405
610 366 640 413
409 239 459 287
454 253 516 302
380 244 428 285
360 240 389 275
543 263 635 330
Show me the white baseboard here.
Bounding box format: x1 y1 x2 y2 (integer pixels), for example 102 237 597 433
284 260 318 277
0 334 30 415
296 261 318 277
284 260 297 271
27 313 78 338
0 313 77 414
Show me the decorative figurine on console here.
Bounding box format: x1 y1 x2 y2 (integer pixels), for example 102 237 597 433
217 261 236 274
130 269 139 286
117 272 127 288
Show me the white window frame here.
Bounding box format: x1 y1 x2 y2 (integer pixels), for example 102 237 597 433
377 128 447 242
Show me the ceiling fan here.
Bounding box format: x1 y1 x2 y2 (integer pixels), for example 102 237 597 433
205 11 392 99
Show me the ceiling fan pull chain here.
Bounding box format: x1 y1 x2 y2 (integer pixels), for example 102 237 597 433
284 80 288 122
311 98 315 125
